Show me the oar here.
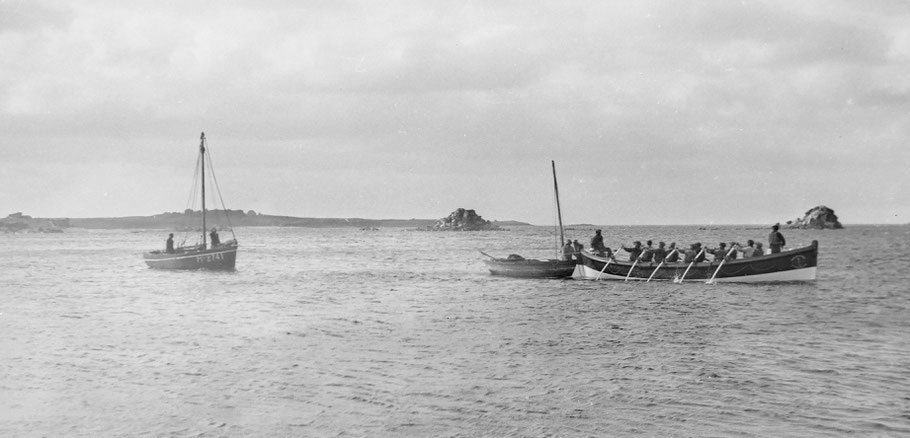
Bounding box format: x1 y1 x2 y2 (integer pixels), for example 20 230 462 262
593 249 617 281
706 246 738 284
675 247 706 283
478 250 497 259
623 258 640 282
646 248 678 282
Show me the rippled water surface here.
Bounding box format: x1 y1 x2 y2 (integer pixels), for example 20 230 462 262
2 225 909 437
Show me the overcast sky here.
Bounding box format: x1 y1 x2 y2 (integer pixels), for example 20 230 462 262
2 0 908 225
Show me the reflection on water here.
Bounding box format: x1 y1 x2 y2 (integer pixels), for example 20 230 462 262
1 225 909 436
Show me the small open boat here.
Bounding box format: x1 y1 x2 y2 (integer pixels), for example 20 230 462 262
482 161 576 278
483 252 577 278
573 240 818 283
144 132 239 270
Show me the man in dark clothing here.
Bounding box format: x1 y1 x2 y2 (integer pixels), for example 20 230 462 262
653 241 668 263
562 240 575 261
638 240 655 262
210 227 220 247
709 242 734 262
166 233 175 253
769 224 786 254
664 242 680 262
572 240 583 261
622 241 642 261
684 243 706 263
590 230 607 256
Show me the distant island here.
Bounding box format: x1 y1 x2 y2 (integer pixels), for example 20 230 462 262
2 210 530 232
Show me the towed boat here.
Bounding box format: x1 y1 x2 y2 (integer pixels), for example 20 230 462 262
573 240 818 283
483 252 577 278
482 161 576 278
144 132 239 270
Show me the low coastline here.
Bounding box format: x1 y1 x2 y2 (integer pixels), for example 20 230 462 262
2 211 530 232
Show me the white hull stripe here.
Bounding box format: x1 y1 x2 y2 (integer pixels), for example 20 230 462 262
572 264 817 282
146 248 237 263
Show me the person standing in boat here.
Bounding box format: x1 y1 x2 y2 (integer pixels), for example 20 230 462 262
768 223 786 254
166 233 175 253
562 240 575 261
210 227 220 247
572 240 583 261
590 229 608 257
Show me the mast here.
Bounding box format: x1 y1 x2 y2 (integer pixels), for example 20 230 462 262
552 160 565 250
200 132 207 249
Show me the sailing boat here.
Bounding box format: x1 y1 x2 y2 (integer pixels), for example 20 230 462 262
143 132 239 270
481 161 576 278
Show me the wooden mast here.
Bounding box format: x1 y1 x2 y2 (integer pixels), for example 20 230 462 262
200 132 207 249
552 160 565 252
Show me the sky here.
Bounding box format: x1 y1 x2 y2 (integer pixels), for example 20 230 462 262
1 0 909 226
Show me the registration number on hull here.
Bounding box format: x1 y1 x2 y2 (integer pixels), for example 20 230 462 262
196 252 225 263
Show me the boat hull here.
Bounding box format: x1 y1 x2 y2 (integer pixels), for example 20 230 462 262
573 240 818 283
484 258 576 278
144 241 238 270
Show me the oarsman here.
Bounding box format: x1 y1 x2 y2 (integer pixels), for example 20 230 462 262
652 241 668 263
622 241 643 261
664 242 680 262
638 240 655 262
734 240 761 258
708 242 730 262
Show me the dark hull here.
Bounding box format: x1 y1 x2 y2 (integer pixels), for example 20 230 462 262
144 241 238 270
574 240 818 283
484 258 576 278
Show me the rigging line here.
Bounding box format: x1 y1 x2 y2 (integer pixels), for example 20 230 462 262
185 150 202 212
203 139 236 240
183 150 203 244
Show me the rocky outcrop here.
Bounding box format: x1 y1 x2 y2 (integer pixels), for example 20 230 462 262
1 212 68 233
786 205 843 229
431 208 502 231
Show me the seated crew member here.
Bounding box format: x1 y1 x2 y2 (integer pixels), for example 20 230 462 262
622 241 643 261
638 240 655 262
664 242 680 262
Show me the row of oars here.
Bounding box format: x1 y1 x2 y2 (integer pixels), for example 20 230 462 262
595 245 733 284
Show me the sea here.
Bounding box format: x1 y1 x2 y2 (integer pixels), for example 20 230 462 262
1 224 908 437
